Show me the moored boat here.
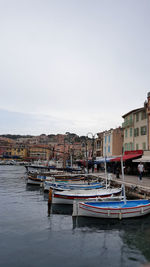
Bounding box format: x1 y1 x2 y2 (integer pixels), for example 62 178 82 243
72 155 150 220
26 175 54 186
52 187 122 204
73 199 150 219
44 180 104 192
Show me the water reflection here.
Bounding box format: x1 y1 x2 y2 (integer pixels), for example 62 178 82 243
26 184 42 192
73 214 150 231
48 203 73 216
73 214 150 263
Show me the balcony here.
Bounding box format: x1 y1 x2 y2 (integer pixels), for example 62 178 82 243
122 119 133 128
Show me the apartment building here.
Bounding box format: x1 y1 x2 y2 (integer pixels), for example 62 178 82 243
10 145 28 159
95 132 103 157
28 145 52 161
112 127 123 155
122 106 147 152
103 128 123 157
0 138 16 158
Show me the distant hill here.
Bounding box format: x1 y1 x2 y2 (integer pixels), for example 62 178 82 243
0 134 34 140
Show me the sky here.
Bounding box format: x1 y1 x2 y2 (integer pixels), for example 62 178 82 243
0 0 150 136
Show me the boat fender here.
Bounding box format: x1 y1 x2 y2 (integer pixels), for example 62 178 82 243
141 207 144 214
119 212 122 220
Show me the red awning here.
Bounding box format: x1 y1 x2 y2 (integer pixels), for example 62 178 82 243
110 153 142 162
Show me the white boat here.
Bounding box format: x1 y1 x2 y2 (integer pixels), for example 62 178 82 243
44 180 104 192
72 155 150 219
26 176 44 186
26 175 54 186
73 199 150 219
52 187 122 204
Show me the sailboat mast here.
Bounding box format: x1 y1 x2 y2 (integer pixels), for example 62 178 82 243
104 155 107 189
121 155 126 204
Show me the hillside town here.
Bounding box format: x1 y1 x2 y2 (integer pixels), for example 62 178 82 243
0 92 150 174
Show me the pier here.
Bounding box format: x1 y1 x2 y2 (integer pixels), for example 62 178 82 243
93 172 150 199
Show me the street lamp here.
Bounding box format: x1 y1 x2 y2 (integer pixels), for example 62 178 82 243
87 132 97 173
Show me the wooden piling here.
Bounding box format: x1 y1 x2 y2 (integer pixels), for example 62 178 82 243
48 188 53 204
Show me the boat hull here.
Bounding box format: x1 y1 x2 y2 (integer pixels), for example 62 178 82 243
44 181 103 192
26 177 42 186
52 188 122 205
74 200 150 219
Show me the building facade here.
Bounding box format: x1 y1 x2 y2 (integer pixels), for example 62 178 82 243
28 145 52 161
10 145 28 159
95 132 103 157
122 106 147 152
103 128 123 157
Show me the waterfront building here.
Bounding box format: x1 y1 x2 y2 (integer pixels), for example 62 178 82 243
10 145 28 159
28 145 52 161
0 138 16 159
122 106 147 152
146 92 150 150
53 143 69 161
103 127 123 157
79 138 93 162
95 132 103 157
73 142 83 160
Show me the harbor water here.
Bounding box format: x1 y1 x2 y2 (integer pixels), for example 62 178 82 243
0 166 150 267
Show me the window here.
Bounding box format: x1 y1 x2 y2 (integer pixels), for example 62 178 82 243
129 143 132 151
134 128 139 137
134 129 136 136
142 142 146 150
136 113 139 122
141 111 146 120
130 128 132 137
108 135 111 143
126 143 129 151
97 141 101 149
141 126 147 135
125 129 128 138
105 136 107 144
136 144 139 150
108 145 110 153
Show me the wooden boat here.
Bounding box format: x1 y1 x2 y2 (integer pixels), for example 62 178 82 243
27 173 87 183
73 199 150 219
72 156 150 220
26 176 46 186
44 180 104 192
52 187 122 204
26 175 54 186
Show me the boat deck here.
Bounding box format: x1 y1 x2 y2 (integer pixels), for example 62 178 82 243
83 199 150 209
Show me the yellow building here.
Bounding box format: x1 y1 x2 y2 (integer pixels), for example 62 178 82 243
122 107 147 152
10 145 28 159
29 145 52 161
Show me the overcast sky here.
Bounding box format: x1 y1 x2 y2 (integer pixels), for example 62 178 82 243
0 0 150 136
